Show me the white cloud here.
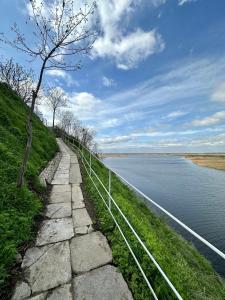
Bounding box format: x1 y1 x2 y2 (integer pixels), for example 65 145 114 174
92 1 165 69
100 118 121 128
102 76 116 87
211 82 225 102
46 69 79 87
46 69 67 78
98 56 225 119
191 111 225 127
64 92 102 121
178 0 196 5
26 0 47 17
97 135 132 145
166 111 187 119
71 92 101 111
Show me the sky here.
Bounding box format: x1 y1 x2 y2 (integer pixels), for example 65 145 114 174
1 0 225 153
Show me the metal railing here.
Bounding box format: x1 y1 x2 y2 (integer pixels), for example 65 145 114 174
64 135 225 300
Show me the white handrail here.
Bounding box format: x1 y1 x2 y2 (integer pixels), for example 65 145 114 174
68 136 225 261
66 137 184 300
82 157 159 300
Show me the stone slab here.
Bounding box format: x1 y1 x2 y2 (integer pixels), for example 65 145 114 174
49 191 71 204
53 174 69 179
72 208 92 228
72 185 85 209
24 241 71 293
45 203 71 219
51 178 69 185
36 218 74 246
27 292 47 300
47 284 72 300
12 281 31 300
70 231 112 273
22 244 52 269
51 185 71 193
75 225 94 235
54 171 69 175
73 265 133 300
72 201 85 210
70 156 78 164
70 164 82 184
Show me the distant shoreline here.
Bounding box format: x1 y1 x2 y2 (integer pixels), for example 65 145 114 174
101 153 225 172
185 154 225 172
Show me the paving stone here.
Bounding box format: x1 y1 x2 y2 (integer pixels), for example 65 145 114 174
11 281 31 300
52 178 69 185
51 185 71 193
45 203 71 218
70 156 78 164
49 191 71 203
73 265 133 300
72 185 85 209
36 218 74 246
27 292 47 300
70 164 82 184
72 201 85 210
54 171 68 175
75 225 94 235
22 244 52 269
53 174 69 179
47 284 72 300
70 231 112 273
24 241 71 293
72 208 92 228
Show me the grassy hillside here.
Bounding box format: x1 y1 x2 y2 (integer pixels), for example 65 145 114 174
0 83 58 292
67 140 225 300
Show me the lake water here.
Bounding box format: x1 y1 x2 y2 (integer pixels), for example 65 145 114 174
103 155 225 276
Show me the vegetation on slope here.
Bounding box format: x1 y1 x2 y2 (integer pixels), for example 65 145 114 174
69 141 225 300
0 83 58 292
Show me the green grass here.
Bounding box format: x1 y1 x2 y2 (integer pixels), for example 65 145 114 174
0 83 58 292
68 140 225 300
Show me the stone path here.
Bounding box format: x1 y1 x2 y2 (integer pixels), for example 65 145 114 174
12 139 133 300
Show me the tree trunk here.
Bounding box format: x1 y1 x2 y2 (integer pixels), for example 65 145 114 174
53 108 56 129
17 91 36 187
17 58 47 188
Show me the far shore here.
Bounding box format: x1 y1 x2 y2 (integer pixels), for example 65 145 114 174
185 154 225 172
101 152 225 172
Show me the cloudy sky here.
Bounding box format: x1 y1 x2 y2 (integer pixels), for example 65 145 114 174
1 0 225 152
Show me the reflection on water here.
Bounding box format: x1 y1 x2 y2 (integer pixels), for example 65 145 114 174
103 155 225 276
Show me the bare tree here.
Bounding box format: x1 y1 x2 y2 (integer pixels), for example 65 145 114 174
59 110 74 134
72 117 82 140
47 87 67 128
0 58 34 103
0 0 96 187
80 126 95 148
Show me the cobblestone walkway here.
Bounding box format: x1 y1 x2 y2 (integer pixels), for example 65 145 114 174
12 139 133 300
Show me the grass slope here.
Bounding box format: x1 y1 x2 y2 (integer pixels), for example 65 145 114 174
0 83 58 293
69 141 225 300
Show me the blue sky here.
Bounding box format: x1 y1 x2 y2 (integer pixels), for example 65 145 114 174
1 0 225 152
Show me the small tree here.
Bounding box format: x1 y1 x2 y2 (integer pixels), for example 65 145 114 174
47 87 67 129
80 126 95 148
0 0 96 187
72 118 82 140
59 110 74 134
0 58 34 103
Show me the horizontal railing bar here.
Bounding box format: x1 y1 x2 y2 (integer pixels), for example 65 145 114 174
68 139 183 300
69 137 225 261
81 158 159 300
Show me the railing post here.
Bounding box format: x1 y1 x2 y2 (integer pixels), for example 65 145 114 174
108 170 111 210
89 152 92 176
82 145 84 163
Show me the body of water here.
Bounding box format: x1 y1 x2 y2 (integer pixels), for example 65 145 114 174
103 155 225 276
